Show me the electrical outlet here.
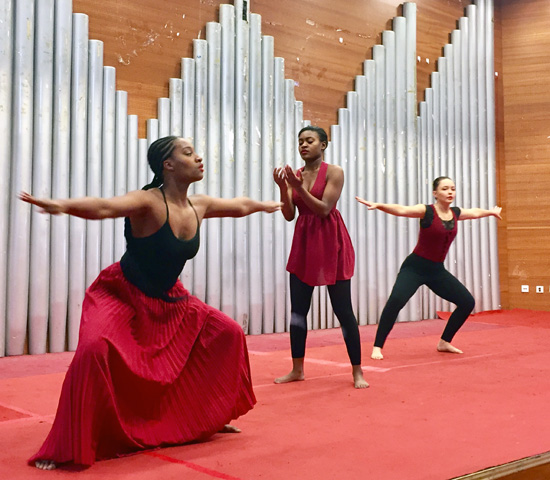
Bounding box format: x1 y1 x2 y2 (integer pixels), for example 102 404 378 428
536 286 544 294
521 285 529 293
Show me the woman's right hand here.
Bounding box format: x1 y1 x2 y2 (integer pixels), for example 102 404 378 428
261 200 283 213
273 167 287 188
18 192 65 215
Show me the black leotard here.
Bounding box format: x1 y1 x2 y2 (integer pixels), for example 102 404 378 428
120 188 200 301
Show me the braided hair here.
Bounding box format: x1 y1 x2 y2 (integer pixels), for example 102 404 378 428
142 136 178 190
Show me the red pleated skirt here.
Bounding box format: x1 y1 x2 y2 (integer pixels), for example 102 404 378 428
28 263 256 467
287 209 355 287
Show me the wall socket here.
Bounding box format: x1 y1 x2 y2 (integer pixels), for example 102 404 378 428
521 285 529 293
536 286 544 294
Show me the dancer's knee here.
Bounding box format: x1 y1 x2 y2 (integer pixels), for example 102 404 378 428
461 293 475 314
333 305 355 322
203 308 247 348
384 295 408 316
77 336 109 363
290 312 307 330
219 315 246 343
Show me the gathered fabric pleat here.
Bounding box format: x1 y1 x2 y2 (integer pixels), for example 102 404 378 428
29 263 256 467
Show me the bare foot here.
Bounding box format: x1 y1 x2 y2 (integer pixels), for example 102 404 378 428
274 358 304 384
274 370 304 384
437 339 463 354
35 460 56 470
352 365 369 389
371 346 384 360
219 424 241 433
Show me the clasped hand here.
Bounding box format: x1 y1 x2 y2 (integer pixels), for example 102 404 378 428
273 165 303 189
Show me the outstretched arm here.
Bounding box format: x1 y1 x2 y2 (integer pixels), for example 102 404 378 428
195 194 281 219
19 190 152 219
287 164 343 218
355 197 426 218
458 206 502 221
273 167 296 221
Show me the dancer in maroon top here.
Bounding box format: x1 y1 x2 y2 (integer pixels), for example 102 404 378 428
356 176 502 360
20 136 281 470
273 126 368 389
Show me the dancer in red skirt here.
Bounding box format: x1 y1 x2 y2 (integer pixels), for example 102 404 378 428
272 126 368 389
20 136 281 470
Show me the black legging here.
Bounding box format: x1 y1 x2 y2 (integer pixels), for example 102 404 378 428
374 254 475 348
289 274 361 365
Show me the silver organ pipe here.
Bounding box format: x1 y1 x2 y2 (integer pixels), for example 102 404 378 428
48 0 73 353
0 0 498 355
101 67 116 271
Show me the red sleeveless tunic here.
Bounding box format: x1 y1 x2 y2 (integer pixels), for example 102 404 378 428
286 162 355 286
412 204 459 262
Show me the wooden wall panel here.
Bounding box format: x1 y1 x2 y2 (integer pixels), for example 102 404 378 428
494 1 509 308
499 0 550 310
507 229 550 310
505 164 550 225
72 0 220 137
73 0 468 137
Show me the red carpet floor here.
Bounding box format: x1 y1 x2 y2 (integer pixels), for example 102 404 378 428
1 308 549 479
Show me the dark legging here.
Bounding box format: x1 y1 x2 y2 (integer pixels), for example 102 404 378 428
289 274 361 365
374 254 475 348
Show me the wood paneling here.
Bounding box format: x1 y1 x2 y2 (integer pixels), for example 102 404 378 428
494 1 509 308
74 0 468 137
498 0 550 311
72 0 220 137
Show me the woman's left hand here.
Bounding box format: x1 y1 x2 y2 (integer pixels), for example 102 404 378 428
283 165 303 189
491 206 503 220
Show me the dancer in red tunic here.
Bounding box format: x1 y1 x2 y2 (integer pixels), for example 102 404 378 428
356 176 502 360
273 126 368 389
20 136 281 470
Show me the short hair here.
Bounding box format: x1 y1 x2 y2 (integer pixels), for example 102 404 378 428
298 125 328 144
